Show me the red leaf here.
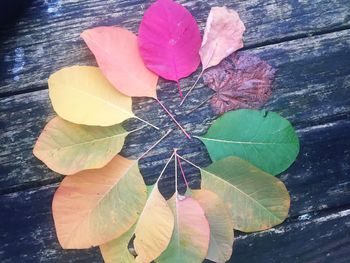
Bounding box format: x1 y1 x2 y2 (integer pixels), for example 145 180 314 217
138 0 201 96
203 52 276 114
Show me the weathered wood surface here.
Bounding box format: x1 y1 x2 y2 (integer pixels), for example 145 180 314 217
1 183 349 263
1 29 349 193
1 0 350 262
0 0 350 95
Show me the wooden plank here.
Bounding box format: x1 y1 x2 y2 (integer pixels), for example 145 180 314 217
1 30 349 193
232 207 350 263
0 0 349 95
0 183 349 262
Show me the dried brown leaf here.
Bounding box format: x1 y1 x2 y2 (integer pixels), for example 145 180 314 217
203 52 276 114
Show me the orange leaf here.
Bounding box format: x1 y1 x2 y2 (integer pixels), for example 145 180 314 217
81 26 158 98
52 155 147 249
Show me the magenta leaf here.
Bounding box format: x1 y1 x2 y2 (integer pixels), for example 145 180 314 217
203 52 276 115
138 0 201 97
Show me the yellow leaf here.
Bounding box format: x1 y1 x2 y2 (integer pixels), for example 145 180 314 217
134 184 174 263
49 66 134 126
52 155 147 248
100 225 136 263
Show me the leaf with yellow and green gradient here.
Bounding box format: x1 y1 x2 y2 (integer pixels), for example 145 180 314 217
200 156 290 232
33 117 131 175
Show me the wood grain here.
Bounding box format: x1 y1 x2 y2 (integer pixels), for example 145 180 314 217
0 0 349 95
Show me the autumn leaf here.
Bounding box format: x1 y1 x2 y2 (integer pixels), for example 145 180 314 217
133 152 175 263
178 155 290 232
52 129 173 250
181 6 245 105
156 150 210 263
138 0 201 97
52 155 147 249
100 182 175 263
156 195 210 263
203 52 276 114
200 6 245 70
81 26 190 138
33 117 134 175
48 66 158 129
100 225 136 263
81 26 158 98
196 109 299 175
191 189 234 263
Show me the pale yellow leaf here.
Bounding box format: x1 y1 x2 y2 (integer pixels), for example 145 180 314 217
49 66 134 126
134 184 174 263
100 225 136 263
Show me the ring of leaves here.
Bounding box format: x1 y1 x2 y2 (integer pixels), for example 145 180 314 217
33 1 300 263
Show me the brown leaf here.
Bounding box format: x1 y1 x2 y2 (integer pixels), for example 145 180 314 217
203 52 276 114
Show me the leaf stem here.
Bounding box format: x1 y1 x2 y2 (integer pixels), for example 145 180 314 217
177 155 201 171
174 149 178 194
155 98 191 140
134 115 159 130
156 151 175 185
137 129 173 161
185 93 214 115
180 69 204 106
176 153 189 188
128 125 147 134
176 81 183 98
180 42 218 106
192 135 201 140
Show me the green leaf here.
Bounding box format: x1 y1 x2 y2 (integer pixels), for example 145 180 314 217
52 156 147 249
100 225 136 263
191 189 234 263
156 194 210 263
200 156 290 232
33 117 131 175
196 109 299 175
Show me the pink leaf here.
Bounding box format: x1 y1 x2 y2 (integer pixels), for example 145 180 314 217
203 52 276 115
81 27 158 98
200 6 246 70
138 0 201 96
